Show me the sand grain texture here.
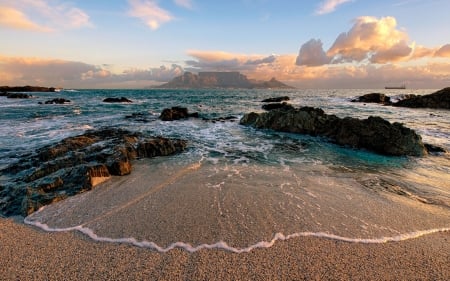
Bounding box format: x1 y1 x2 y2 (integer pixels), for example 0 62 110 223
1 218 449 280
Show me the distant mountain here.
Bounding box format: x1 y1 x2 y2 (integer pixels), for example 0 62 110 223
155 72 294 89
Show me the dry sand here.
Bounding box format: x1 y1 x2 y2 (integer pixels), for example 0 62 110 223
1 218 449 280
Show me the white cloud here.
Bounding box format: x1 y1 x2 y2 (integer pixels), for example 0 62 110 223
296 39 332 66
315 0 352 15
128 0 174 30
174 0 193 9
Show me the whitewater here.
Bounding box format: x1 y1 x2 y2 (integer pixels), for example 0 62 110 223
1 88 449 252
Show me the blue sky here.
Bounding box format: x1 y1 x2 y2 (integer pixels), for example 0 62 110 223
1 0 450 88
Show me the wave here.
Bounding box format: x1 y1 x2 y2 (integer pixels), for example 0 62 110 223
23 217 449 253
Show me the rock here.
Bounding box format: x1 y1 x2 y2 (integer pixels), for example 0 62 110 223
7 93 33 99
137 138 187 158
0 86 56 92
261 96 290 103
262 102 295 111
240 106 428 157
159 107 199 121
0 128 187 217
103 97 132 103
351 93 391 105
393 87 450 109
125 112 153 123
43 98 71 104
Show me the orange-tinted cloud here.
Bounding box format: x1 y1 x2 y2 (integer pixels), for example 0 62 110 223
296 16 450 67
0 0 92 32
0 6 52 32
128 0 174 30
0 55 184 88
315 0 352 15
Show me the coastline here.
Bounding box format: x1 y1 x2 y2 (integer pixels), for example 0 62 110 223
1 217 449 280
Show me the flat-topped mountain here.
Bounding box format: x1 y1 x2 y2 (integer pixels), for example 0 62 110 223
156 72 294 89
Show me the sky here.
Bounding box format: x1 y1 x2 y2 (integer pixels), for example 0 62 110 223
1 0 450 89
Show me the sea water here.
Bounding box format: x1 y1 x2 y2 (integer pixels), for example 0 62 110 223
1 89 449 252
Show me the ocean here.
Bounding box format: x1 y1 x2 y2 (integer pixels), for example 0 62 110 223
1 88 449 252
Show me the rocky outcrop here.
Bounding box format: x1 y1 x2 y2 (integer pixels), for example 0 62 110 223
156 72 294 89
0 128 187 217
352 88 450 109
0 86 56 92
393 87 450 109
159 107 199 121
240 107 430 157
351 93 391 105
103 97 132 103
6 93 33 99
261 96 290 103
262 102 295 111
39 98 71 104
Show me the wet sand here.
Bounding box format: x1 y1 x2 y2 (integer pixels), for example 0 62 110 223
1 218 449 280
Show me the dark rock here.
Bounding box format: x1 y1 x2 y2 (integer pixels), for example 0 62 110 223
424 143 448 154
125 112 153 123
0 128 187 217
351 93 391 105
393 87 450 109
159 107 199 121
7 93 33 99
44 98 71 104
262 102 295 111
0 86 56 92
1 91 8 96
240 106 428 156
103 97 132 103
261 96 290 103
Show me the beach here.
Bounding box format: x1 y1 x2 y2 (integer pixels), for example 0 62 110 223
1 89 449 280
1 218 449 280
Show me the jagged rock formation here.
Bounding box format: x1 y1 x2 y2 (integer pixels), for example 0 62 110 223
0 128 187 216
156 72 294 89
393 87 450 109
352 88 450 109
0 86 56 92
240 106 434 157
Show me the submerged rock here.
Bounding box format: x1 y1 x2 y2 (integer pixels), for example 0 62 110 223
393 87 450 109
240 106 430 157
0 128 187 217
159 107 199 121
261 96 290 103
7 93 33 99
103 97 132 103
42 98 71 104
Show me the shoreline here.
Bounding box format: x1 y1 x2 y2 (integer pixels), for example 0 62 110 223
1 217 449 280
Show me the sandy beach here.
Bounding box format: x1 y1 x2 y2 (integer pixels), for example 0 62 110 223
0 218 449 280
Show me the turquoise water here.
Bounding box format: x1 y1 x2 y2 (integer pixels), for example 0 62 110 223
2 89 450 251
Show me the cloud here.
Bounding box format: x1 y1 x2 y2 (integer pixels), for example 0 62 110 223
0 54 184 88
174 0 193 9
128 0 174 30
327 16 412 63
296 39 332 66
185 50 279 72
315 0 352 15
0 6 52 32
435 44 450 57
0 0 92 32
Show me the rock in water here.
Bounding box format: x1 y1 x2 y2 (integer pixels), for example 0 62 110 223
393 87 450 109
351 93 391 105
240 106 428 156
159 107 199 121
103 97 132 103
